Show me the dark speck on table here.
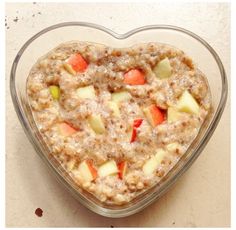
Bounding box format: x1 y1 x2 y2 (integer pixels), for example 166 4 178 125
35 208 43 217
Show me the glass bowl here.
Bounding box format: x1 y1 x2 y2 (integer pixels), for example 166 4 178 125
10 22 228 218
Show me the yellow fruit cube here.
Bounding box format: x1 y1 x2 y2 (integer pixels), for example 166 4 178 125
111 91 132 103
98 160 118 177
177 90 200 115
108 101 120 117
77 85 96 99
153 57 172 79
88 114 105 134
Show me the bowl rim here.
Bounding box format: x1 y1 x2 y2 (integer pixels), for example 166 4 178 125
10 22 228 218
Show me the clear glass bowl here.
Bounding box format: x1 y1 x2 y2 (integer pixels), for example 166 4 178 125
10 22 228 218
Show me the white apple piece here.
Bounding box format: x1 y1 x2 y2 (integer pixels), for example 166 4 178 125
153 57 172 79
166 142 181 153
88 114 105 134
142 156 159 176
143 149 167 175
78 160 97 182
108 101 121 117
77 85 96 99
67 159 76 171
176 90 200 115
155 148 167 165
98 160 119 177
111 91 132 103
167 107 183 123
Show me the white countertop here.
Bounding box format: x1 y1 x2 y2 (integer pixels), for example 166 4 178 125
6 2 230 227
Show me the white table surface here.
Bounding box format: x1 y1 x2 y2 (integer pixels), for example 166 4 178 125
6 2 230 227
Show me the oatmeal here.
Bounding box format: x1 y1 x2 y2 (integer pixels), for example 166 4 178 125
27 41 211 205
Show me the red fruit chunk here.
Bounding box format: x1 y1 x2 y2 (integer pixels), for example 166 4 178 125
59 123 77 136
118 161 127 179
133 118 143 128
67 53 88 72
130 128 137 143
124 69 145 85
149 105 165 126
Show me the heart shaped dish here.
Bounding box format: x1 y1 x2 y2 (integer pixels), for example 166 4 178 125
10 22 227 217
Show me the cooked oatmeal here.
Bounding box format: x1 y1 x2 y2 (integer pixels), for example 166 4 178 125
27 41 211 205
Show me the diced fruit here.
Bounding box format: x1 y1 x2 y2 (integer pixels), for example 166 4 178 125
124 69 145 85
143 105 165 127
143 156 159 175
67 53 88 73
98 160 118 177
166 142 181 153
142 149 166 175
130 128 137 143
176 90 200 115
153 57 172 79
49 85 60 100
63 63 76 75
67 159 76 171
111 91 132 103
108 101 120 117
88 114 105 134
167 107 183 123
154 149 167 165
118 161 127 179
58 122 77 136
78 160 97 182
77 85 96 99
133 118 143 128
130 118 143 143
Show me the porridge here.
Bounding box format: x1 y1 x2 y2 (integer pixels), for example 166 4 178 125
27 41 211 205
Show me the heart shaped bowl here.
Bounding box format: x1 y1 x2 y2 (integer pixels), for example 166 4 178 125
10 22 227 217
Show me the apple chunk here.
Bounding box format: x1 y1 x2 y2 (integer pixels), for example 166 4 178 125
130 118 143 143
63 63 76 75
88 114 105 134
153 57 172 79
58 123 77 136
143 149 166 175
143 105 165 127
130 128 137 143
118 161 127 179
77 85 96 99
108 101 120 117
111 91 132 103
176 90 200 115
142 156 159 176
64 53 88 75
155 149 167 165
98 160 119 177
124 69 146 85
78 160 97 182
167 107 183 123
